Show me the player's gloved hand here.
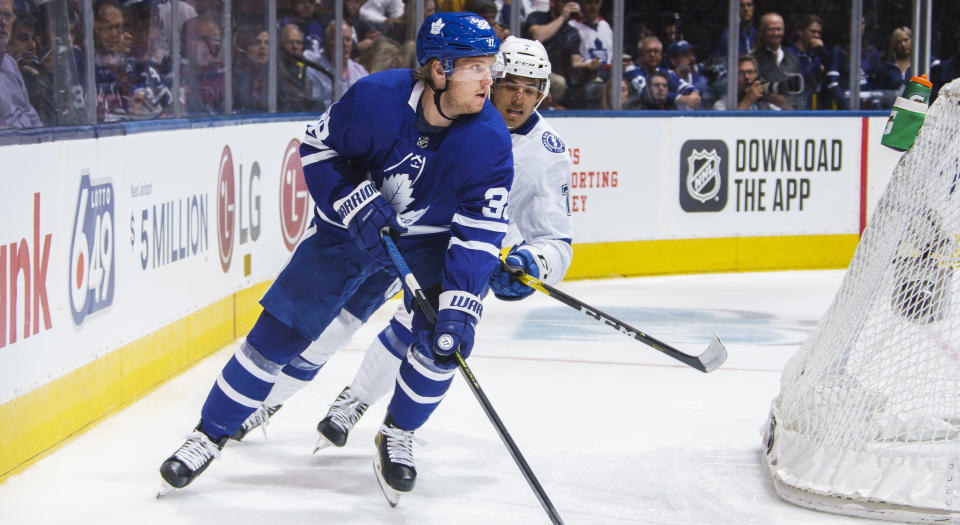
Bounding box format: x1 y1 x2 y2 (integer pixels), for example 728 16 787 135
339 181 407 267
416 291 481 369
490 245 539 301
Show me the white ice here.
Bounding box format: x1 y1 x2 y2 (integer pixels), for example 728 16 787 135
0 270 895 524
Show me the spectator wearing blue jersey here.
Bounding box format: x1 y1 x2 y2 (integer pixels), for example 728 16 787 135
625 36 699 110
717 0 756 58
159 12 513 504
785 14 829 110
280 0 325 54
666 40 705 109
824 16 882 109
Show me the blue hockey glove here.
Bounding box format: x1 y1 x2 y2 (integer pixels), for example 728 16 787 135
490 245 539 301
339 181 407 267
416 291 481 369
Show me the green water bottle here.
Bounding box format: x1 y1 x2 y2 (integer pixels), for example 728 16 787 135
881 74 932 151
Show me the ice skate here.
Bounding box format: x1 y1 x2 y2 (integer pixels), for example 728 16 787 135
372 413 420 507
315 386 368 451
230 404 281 441
157 423 227 497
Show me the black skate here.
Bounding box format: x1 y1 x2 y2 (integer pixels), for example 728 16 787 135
373 413 420 507
157 423 228 497
230 404 281 441
315 386 368 451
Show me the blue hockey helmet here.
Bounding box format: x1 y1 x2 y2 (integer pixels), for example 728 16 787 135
416 12 501 74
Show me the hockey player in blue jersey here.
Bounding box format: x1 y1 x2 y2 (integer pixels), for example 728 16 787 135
157 12 512 494
229 36 574 504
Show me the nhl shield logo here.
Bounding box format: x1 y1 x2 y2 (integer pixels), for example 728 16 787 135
679 140 727 212
686 149 722 203
417 136 429 148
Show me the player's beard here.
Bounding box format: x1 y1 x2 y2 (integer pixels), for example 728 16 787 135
442 81 488 117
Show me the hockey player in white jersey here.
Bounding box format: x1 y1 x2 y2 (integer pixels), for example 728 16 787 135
231 36 573 501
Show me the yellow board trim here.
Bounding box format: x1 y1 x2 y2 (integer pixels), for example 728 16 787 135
0 234 857 483
565 234 859 280
0 282 268 484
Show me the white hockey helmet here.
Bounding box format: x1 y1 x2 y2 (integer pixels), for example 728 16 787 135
498 36 552 108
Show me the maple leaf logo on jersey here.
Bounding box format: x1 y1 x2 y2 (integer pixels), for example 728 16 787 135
380 153 430 227
381 173 415 211
430 19 445 35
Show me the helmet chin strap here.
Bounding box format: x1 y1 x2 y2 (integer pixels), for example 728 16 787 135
430 77 456 121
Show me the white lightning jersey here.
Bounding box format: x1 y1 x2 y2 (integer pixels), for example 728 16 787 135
502 112 574 285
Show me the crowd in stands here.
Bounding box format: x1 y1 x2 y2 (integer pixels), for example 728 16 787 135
2 0 960 129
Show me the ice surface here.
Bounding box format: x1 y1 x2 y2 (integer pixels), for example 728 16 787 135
0 270 894 524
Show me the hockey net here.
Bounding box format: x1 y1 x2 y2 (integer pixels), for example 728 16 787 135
763 77 960 523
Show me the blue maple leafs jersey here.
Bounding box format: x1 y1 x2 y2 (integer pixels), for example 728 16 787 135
299 69 514 300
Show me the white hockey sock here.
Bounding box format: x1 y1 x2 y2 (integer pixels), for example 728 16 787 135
264 372 308 406
349 336 403 405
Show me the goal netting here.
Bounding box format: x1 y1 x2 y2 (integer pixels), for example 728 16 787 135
763 77 960 523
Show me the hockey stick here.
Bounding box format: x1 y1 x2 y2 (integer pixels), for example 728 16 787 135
506 266 727 373
381 231 565 525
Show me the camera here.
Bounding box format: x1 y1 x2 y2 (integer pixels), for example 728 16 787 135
760 73 804 95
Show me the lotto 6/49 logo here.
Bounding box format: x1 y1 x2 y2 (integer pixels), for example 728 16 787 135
679 140 728 212
69 173 115 325
280 138 311 251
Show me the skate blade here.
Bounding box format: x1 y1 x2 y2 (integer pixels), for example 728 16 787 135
156 480 178 499
313 433 335 454
372 456 400 507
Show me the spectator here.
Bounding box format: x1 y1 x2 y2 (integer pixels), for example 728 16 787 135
626 36 699 110
786 13 829 109
94 0 135 121
666 40 707 109
824 16 882 109
658 10 682 54
360 0 404 35
0 0 42 127
232 25 269 113
524 0 582 108
640 70 674 110
467 0 508 41
303 19 368 110
568 0 612 106
30 2 87 125
872 26 939 96
385 0 436 45
344 0 381 57
234 0 267 28
281 0 324 54
10 8 47 122
713 55 787 110
752 12 804 110
599 77 626 109
182 16 225 115
155 0 198 36
277 23 315 112
718 0 756 58
933 27 960 100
